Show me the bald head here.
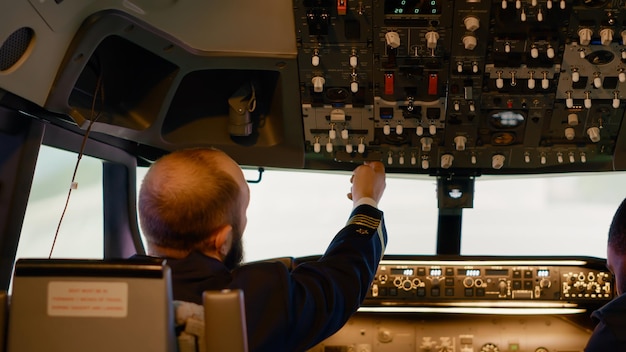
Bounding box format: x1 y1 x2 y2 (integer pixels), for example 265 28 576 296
138 148 249 259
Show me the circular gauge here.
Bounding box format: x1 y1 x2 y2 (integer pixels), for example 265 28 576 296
480 343 499 352
325 87 350 102
491 132 516 146
586 50 615 65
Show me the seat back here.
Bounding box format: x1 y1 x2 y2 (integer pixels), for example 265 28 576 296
7 258 176 352
0 290 7 352
204 289 249 352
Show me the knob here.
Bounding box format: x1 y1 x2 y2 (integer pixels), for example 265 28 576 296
312 76 325 93
541 154 547 165
587 127 601 142
383 124 391 135
547 45 555 58
399 154 405 165
454 135 467 151
385 31 401 49
572 69 580 83
502 0 507 9
411 154 417 165
425 31 440 50
421 137 433 152
464 16 480 32
341 128 349 140
441 154 454 169
326 141 333 153
422 158 430 169
396 124 404 135
345 144 353 153
358 140 366 154
557 153 564 163
387 153 393 165
498 280 507 295
492 154 505 169
547 0 553 9
504 42 511 53
578 28 593 46
429 124 437 135
568 113 579 126
619 71 626 83
463 35 477 50
471 154 477 164
313 138 321 153
565 127 575 140
600 28 614 46
416 125 424 136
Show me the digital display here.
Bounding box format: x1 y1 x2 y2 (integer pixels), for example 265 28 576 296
464 269 481 277
384 0 441 15
537 269 550 277
486 269 509 276
391 268 414 276
430 268 442 276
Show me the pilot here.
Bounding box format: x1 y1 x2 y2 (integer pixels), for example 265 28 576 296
585 197 626 351
137 147 387 351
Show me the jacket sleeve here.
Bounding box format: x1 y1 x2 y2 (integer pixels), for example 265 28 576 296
285 204 387 350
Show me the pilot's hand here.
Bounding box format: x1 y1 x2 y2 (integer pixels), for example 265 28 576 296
348 161 386 205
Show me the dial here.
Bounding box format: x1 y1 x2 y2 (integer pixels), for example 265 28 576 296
480 343 499 352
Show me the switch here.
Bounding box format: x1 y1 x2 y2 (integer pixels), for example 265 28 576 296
337 0 347 15
384 73 394 95
428 73 438 95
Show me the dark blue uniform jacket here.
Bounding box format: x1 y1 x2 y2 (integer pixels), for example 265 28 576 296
164 204 386 352
585 293 626 351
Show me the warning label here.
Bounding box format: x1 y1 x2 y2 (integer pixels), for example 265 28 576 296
47 281 128 318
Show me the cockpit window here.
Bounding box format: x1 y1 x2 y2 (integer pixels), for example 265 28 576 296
461 173 626 258
17 146 104 259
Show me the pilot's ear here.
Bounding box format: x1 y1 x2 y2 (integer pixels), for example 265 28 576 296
213 224 233 259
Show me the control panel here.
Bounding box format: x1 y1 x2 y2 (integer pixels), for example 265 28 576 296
296 0 626 173
364 256 613 307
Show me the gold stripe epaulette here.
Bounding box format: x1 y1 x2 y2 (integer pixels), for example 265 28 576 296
347 214 380 230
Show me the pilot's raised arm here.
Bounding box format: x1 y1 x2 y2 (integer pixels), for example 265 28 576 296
137 148 387 351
